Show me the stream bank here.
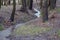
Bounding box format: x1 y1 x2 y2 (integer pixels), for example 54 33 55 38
0 8 40 40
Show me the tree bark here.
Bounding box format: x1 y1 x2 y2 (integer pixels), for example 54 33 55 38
40 0 43 9
20 0 27 12
49 0 56 10
10 0 16 22
0 0 1 8
29 0 33 10
8 0 10 5
41 0 48 22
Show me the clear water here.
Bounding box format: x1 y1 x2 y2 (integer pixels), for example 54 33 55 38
34 8 41 17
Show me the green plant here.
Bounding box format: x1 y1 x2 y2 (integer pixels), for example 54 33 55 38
0 24 3 31
57 30 60 37
14 25 51 36
56 8 60 12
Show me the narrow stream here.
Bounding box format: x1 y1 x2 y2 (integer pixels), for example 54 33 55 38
0 8 40 40
34 8 41 17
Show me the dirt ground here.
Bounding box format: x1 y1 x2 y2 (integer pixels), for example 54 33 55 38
0 0 60 40
0 0 40 28
11 0 60 40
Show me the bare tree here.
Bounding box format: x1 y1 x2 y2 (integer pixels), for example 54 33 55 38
49 0 56 10
10 0 16 22
20 0 27 12
0 0 1 8
40 0 43 9
8 0 11 5
29 0 33 10
41 0 48 22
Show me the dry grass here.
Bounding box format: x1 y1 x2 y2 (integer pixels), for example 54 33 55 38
14 24 51 36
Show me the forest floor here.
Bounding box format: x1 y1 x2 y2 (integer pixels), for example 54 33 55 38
0 5 38 28
0 0 60 40
0 0 40 28
12 9 60 40
11 0 60 40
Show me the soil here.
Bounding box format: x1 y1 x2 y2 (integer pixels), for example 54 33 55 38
0 0 60 40
12 0 60 40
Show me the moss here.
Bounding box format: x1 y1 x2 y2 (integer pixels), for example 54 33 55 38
0 24 4 31
57 30 60 37
56 8 60 12
14 25 51 36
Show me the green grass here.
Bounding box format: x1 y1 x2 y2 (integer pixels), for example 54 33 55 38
57 30 60 37
56 8 60 12
14 25 51 36
0 25 4 31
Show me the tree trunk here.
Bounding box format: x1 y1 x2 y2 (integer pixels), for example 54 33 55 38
0 0 1 8
20 0 27 12
40 0 43 9
41 0 48 22
10 0 16 22
8 0 10 5
1 0 3 5
49 0 56 10
29 0 33 10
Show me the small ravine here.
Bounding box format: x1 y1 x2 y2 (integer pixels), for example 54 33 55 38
0 8 40 40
